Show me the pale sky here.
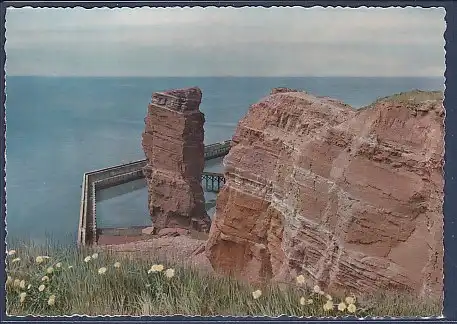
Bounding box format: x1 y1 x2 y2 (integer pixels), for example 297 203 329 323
5 6 446 77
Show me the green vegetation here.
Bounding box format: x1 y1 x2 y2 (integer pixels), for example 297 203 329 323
5 242 441 317
360 89 444 111
375 89 443 104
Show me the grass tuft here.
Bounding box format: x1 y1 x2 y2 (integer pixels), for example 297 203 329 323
5 241 442 317
359 89 444 111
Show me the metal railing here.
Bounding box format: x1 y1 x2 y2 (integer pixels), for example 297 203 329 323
202 172 226 192
78 140 231 246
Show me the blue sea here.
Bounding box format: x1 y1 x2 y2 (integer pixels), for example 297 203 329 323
5 76 444 245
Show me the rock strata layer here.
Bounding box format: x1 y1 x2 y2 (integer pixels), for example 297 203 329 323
206 89 444 298
142 87 211 233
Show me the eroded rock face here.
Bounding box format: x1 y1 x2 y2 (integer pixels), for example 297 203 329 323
142 87 211 233
206 89 444 298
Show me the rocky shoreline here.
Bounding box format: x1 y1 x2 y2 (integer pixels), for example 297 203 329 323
102 88 444 299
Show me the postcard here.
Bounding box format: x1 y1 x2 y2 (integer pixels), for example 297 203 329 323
4 5 446 318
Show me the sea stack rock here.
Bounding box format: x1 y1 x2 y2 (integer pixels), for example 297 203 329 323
142 87 211 234
206 89 444 298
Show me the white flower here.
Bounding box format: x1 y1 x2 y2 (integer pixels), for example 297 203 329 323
84 256 91 263
345 296 356 305
7 250 16 256
46 267 54 274
296 274 305 285
338 302 347 311
19 292 27 303
38 284 45 292
148 264 164 273
347 303 357 313
323 300 334 311
19 280 26 289
11 257 21 263
55 262 62 268
35 256 44 264
164 268 175 279
98 267 107 275
252 289 262 299
41 276 50 282
47 294 56 306
91 253 98 259
113 262 121 268
313 285 321 293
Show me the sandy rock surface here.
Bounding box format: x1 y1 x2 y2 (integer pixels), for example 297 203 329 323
98 235 214 274
205 89 444 298
142 87 211 233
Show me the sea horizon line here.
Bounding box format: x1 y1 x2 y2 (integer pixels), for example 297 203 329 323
5 75 445 79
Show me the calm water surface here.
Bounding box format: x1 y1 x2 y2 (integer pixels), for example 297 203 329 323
5 76 444 244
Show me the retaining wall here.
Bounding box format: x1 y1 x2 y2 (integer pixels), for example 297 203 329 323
78 140 231 246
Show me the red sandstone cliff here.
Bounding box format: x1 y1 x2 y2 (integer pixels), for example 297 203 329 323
142 87 211 234
206 89 444 298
